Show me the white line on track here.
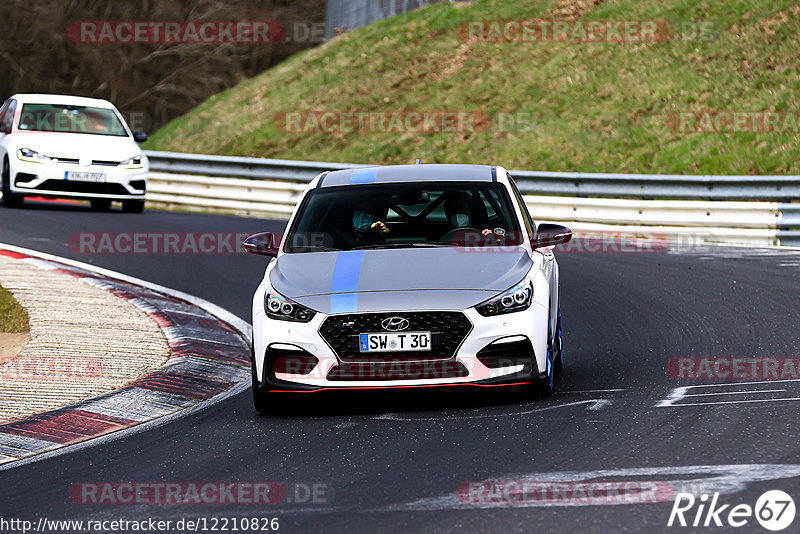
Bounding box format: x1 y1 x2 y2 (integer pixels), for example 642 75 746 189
683 389 785 397
656 379 800 407
559 388 625 394
374 399 612 421
375 464 800 511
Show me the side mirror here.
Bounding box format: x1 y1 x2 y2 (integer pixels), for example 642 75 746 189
243 232 281 257
531 224 572 249
132 130 148 143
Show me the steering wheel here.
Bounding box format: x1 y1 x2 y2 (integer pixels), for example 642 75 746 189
440 227 481 242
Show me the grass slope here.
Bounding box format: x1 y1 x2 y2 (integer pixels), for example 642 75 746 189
145 0 800 174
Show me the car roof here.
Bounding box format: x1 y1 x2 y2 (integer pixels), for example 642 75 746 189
319 164 496 188
8 94 116 109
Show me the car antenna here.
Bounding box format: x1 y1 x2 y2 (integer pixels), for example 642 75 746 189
415 158 421 164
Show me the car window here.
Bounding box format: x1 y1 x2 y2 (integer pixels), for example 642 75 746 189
0 99 15 134
17 103 128 136
508 174 535 238
284 181 524 252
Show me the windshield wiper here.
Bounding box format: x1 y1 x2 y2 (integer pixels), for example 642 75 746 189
287 246 342 253
347 242 453 250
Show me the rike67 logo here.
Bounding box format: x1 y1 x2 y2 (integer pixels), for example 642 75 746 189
668 490 795 531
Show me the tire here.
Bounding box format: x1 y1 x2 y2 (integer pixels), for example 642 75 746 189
251 344 273 415
252 379 273 415
553 307 563 373
533 348 554 398
90 199 112 211
532 312 557 398
1 159 23 208
122 200 145 213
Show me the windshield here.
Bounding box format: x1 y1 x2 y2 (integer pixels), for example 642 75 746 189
284 182 523 253
17 103 129 136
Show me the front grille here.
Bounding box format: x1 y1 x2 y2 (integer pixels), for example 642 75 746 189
93 160 120 166
319 312 472 361
33 180 131 195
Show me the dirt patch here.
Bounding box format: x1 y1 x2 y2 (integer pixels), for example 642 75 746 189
759 7 799 36
433 42 471 81
552 0 606 19
0 333 30 364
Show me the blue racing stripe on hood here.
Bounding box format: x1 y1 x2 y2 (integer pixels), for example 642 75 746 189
330 250 365 313
349 167 378 184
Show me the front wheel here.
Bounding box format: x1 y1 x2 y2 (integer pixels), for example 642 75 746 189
533 353 554 397
122 199 145 213
251 343 273 415
90 199 112 211
553 308 563 373
2 160 23 208
531 309 561 397
252 381 273 415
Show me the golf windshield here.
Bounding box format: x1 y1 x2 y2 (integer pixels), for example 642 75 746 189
18 104 128 136
284 182 524 252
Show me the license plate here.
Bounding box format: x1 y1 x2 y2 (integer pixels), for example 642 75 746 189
359 332 431 352
65 171 106 182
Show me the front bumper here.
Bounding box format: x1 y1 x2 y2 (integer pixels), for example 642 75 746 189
11 159 147 200
252 302 550 392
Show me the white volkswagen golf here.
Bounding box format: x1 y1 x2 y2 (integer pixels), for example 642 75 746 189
244 164 572 413
0 93 148 212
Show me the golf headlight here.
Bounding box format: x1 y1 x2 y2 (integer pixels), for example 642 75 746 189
17 148 51 163
118 155 144 169
476 278 534 316
264 289 315 322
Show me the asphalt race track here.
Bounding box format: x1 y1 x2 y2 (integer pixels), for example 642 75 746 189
2 201 800 533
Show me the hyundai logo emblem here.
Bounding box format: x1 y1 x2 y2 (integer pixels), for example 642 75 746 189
381 316 410 332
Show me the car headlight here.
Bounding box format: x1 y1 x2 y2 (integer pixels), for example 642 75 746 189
118 155 144 169
264 289 316 322
476 278 534 316
17 148 51 163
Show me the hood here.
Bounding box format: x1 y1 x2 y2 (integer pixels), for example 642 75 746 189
12 132 141 161
269 247 533 314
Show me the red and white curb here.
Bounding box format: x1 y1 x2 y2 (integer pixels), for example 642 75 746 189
0 245 251 467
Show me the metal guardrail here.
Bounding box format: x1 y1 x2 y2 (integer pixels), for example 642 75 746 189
512 170 800 201
145 151 365 182
144 150 800 246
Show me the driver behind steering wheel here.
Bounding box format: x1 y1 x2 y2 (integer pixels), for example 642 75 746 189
442 192 493 240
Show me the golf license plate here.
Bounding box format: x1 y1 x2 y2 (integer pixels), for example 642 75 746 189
65 171 106 182
359 332 431 352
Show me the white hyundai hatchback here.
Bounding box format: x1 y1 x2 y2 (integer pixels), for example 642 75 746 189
0 93 148 212
244 164 572 413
